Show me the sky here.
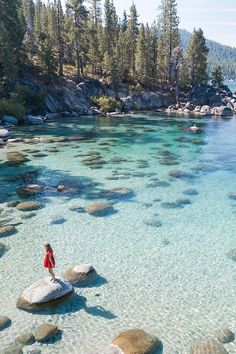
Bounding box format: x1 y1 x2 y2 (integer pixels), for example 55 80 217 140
60 0 236 47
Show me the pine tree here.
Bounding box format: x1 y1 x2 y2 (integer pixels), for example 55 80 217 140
157 0 180 84
0 0 25 81
66 0 88 82
54 0 64 76
103 0 118 75
187 28 209 85
212 65 223 87
22 0 35 59
126 2 139 78
135 24 148 86
87 0 103 77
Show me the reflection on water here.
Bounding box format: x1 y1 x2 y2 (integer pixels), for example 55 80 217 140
0 113 236 353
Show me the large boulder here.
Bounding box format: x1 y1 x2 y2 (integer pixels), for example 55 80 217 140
62 264 96 285
24 115 44 125
201 105 212 116
0 128 10 141
2 115 18 125
85 201 114 216
112 329 161 354
0 316 11 331
16 277 74 311
34 324 59 343
190 339 228 354
212 106 234 117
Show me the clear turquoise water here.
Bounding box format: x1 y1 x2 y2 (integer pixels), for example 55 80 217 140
0 113 236 353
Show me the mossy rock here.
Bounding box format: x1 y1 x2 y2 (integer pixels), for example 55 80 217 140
17 201 42 212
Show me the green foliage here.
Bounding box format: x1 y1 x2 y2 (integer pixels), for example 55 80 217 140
157 0 180 84
0 99 26 118
187 28 209 85
92 95 121 112
14 85 46 113
212 66 223 87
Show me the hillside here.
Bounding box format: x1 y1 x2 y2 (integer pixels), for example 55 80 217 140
180 29 236 80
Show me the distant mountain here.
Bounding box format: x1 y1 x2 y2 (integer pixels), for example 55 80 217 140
180 29 236 80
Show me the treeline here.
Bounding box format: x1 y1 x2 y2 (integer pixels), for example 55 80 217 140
0 0 224 93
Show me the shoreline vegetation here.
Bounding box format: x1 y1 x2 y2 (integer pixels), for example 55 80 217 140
0 0 236 124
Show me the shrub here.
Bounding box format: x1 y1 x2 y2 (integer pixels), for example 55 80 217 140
0 98 26 118
13 85 46 114
92 96 121 112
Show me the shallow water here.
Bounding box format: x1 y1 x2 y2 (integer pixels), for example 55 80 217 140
0 113 236 353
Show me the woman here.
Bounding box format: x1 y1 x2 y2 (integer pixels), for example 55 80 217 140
44 243 56 282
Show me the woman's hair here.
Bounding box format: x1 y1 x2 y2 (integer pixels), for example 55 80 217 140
44 243 53 252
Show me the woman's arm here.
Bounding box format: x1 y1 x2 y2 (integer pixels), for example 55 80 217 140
49 255 55 267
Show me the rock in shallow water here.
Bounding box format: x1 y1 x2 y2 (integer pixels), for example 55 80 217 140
215 328 235 344
85 201 114 216
16 201 42 212
34 324 59 343
0 316 11 331
15 332 35 346
190 339 228 354
226 248 236 261
0 242 8 257
16 277 74 311
2 344 23 354
0 225 17 238
112 329 161 354
63 264 96 285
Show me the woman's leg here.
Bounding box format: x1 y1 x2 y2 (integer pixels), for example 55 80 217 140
48 268 56 281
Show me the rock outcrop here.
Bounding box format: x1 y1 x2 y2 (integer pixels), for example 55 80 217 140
17 277 74 311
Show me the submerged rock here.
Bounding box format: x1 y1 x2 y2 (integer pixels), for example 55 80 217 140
24 115 44 125
228 192 236 200
7 152 29 165
183 189 198 196
16 201 42 212
2 115 18 125
226 248 236 261
190 339 228 354
215 328 235 344
145 220 162 228
0 316 11 331
105 188 134 199
0 225 17 237
16 277 74 311
34 324 59 343
168 169 194 179
2 344 23 354
112 329 161 354
85 201 114 216
0 242 8 257
63 264 96 285
15 333 35 346
16 184 43 198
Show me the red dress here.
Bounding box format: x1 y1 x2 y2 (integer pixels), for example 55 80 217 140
44 251 55 269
